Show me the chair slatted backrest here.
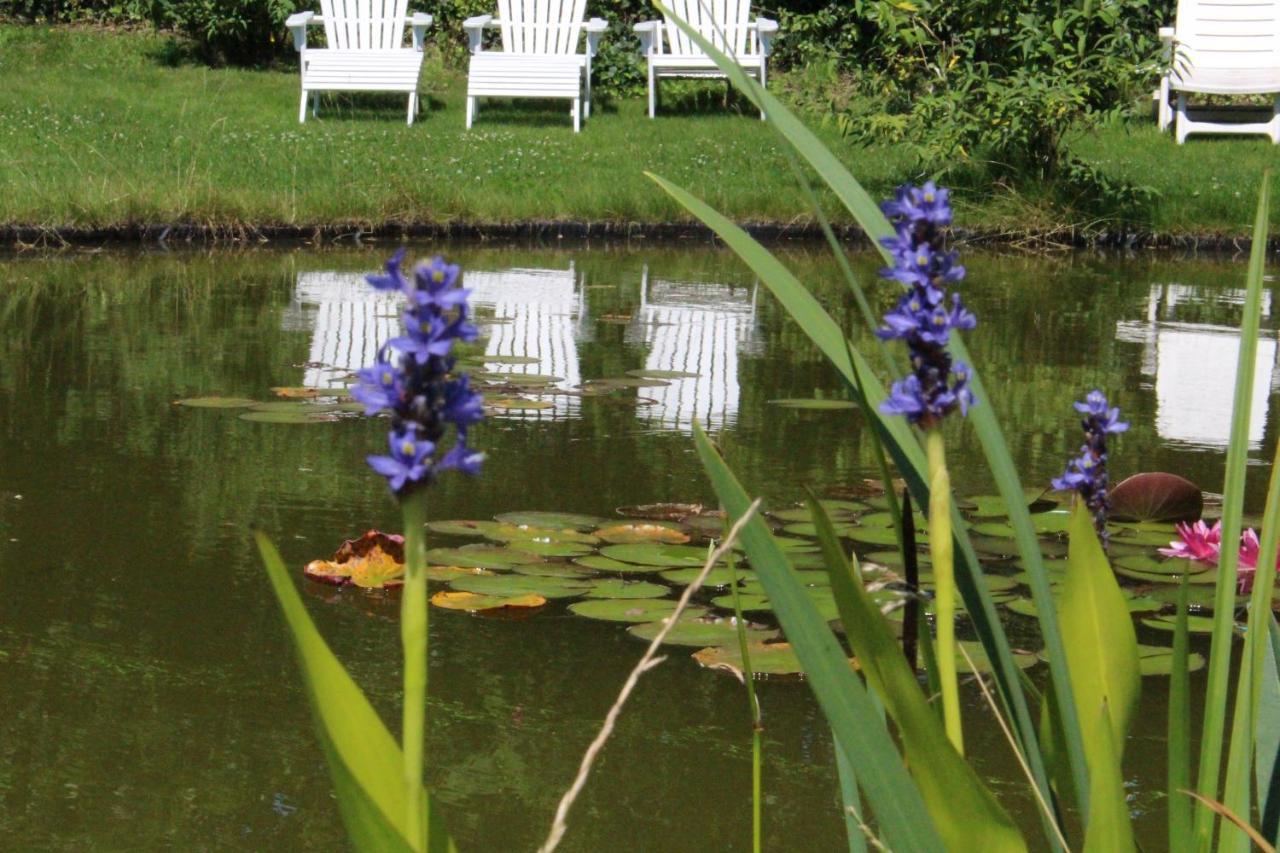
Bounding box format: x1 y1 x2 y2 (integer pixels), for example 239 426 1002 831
496 0 587 55
319 0 410 50
662 0 752 56
1176 0 1280 68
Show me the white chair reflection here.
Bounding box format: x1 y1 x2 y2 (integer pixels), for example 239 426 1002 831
627 264 759 432
284 271 404 390
1114 283 1279 449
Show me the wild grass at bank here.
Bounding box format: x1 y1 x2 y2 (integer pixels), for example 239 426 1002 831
4 23 1280 236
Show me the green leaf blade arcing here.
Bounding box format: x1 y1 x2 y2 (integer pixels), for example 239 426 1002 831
807 495 1026 852
256 531 455 853
692 425 945 853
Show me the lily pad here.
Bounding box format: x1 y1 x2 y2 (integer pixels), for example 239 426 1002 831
484 524 600 546
476 355 542 365
784 522 858 538
1137 643 1207 675
175 396 257 409
616 502 705 521
625 368 700 379
568 598 703 623
767 398 857 410
508 540 595 558
572 555 668 574
425 546 542 570
581 377 671 389
600 543 713 568
238 410 339 424
425 519 503 538
248 401 339 414
495 511 604 530
450 573 590 599
710 593 773 612
585 579 669 599
1110 472 1203 523
513 563 593 579
849 527 923 546
660 566 755 588
475 372 564 385
771 506 857 523
627 615 780 647
271 386 322 399
595 522 690 545
430 591 547 613
1113 555 1216 584
953 641 1039 674
694 641 852 678
1140 614 1220 634
423 565 494 582
486 398 554 411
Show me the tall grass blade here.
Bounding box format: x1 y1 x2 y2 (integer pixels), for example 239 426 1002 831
1259 618 1280 843
255 531 454 853
807 493 1026 850
1194 171 1272 849
835 747 869 853
726 545 763 853
693 425 944 852
651 171 1058 836
1170 575 1193 847
1222 428 1280 851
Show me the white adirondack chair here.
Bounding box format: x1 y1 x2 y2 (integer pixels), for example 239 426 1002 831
1157 0 1280 143
463 0 607 133
634 0 778 119
286 0 433 125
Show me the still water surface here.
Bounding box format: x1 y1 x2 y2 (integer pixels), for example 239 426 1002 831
0 243 1274 850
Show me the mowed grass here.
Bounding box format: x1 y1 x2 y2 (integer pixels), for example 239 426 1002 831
3 23 1280 234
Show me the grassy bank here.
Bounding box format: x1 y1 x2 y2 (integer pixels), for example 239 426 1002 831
3 23 1280 237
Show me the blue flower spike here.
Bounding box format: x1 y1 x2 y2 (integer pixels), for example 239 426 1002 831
1053 389 1128 542
353 253 485 496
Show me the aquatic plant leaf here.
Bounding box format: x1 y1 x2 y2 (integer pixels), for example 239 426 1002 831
804 495 1027 851
1141 615 1219 634
271 386 322 399
572 555 668 574
767 398 857 410
449 574 589 600
595 522 690 544
303 531 406 588
483 524 600 546
424 546 541 570
1060 501 1141 773
239 410 339 424
249 401 339 413
1110 472 1204 523
772 506 856 523
783 521 858 538
615 502 706 521
484 398 554 411
1082 700 1138 853
508 541 594 558
256 533 455 853
349 550 407 589
580 377 671 389
711 593 772 612
584 579 669 599
849 526 924 546
429 591 547 613
688 423 944 851
494 511 604 530
600 543 711 567
425 520 502 538
512 563 593 580
1137 644 1207 675
423 565 493 582
660 566 753 587
693 641 836 677
567 598 703 623
627 615 780 647
476 355 541 365
625 368 700 379
474 372 563 384
175 396 257 408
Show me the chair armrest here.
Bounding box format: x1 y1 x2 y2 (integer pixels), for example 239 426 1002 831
464 14 493 53
634 19 661 55
1158 26 1177 62
409 12 433 51
286 11 316 52
756 17 778 57
1158 26 1175 42
585 17 607 57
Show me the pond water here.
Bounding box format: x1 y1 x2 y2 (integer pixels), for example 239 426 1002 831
0 243 1274 850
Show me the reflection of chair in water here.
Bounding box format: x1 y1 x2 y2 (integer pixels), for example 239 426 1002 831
627 265 758 432
284 271 404 390
1115 283 1279 449
465 264 586 420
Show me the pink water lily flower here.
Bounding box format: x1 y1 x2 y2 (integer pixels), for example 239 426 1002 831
1159 520 1279 593
1158 520 1222 562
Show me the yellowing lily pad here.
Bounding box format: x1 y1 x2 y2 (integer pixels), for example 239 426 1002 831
271 386 322 399
430 591 547 613
595 522 691 545
627 615 780 647
693 641 854 678
568 598 704 623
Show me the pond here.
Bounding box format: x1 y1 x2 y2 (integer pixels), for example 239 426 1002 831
0 243 1273 849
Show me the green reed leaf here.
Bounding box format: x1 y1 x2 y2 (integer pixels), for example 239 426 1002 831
1170 574 1193 847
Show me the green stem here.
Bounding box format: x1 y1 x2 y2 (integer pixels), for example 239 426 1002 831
727 545 763 853
752 726 762 853
925 430 963 754
401 489 429 852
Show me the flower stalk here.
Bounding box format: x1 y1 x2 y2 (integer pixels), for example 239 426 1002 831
401 489 429 849
926 430 963 754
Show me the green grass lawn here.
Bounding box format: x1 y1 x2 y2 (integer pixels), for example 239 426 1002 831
2 23 1280 236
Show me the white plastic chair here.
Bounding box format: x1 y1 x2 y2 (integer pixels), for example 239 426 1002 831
286 0 433 125
1157 0 1280 143
634 0 777 119
463 0 608 133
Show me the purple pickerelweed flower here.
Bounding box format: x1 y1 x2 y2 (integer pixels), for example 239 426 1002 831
876 183 976 429
352 253 485 496
1053 389 1128 542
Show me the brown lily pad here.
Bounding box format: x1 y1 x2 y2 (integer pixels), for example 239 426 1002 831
430 591 547 613
595 522 690 545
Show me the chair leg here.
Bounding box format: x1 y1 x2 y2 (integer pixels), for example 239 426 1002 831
406 93 416 126
1157 77 1172 131
584 65 592 119
1175 92 1189 145
311 92 319 118
466 96 474 129
573 98 581 133
648 63 656 119
1272 97 1280 144
760 61 768 120
298 90 308 124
